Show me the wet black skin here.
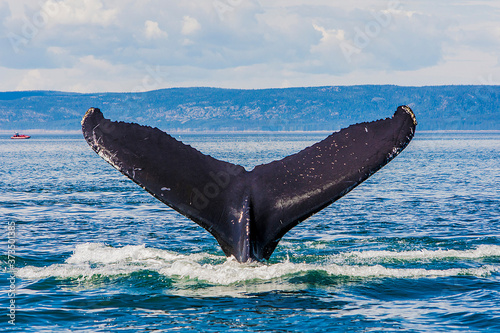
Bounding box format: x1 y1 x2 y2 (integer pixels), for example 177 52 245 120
82 106 417 262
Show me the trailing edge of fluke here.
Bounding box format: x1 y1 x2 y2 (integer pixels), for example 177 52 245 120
82 105 417 262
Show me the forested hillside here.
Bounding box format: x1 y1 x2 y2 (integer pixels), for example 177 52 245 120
0 85 499 131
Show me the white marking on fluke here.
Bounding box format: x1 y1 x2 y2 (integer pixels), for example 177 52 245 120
402 105 417 125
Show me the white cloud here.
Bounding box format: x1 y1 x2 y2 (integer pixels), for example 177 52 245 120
79 54 113 70
144 20 167 39
2 55 138 92
41 0 118 26
308 24 352 74
1 0 500 92
181 16 201 35
17 69 43 90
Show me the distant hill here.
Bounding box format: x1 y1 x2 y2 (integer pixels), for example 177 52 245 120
0 85 499 132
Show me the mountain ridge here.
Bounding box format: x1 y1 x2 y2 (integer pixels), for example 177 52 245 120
1 85 499 131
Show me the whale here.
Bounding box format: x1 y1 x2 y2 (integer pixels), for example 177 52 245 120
82 105 417 262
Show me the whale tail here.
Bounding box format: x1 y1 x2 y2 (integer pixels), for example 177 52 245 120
82 106 416 262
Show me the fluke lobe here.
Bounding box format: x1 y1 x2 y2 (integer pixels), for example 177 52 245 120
82 106 417 262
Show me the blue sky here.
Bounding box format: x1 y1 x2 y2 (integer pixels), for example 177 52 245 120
1 0 499 92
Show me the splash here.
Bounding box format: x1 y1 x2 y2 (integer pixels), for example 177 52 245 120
330 245 500 263
16 243 500 285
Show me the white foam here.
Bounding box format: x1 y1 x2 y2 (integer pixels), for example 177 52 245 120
65 243 183 264
16 243 500 284
330 245 500 263
159 258 312 285
323 264 496 279
17 263 139 280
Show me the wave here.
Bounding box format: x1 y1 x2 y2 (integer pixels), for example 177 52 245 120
329 245 500 263
16 243 500 285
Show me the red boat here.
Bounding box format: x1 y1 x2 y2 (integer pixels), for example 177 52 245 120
11 133 31 139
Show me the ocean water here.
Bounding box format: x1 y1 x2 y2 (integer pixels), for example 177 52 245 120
1 131 499 332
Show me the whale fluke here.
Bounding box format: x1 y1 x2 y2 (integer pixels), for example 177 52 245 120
82 106 416 262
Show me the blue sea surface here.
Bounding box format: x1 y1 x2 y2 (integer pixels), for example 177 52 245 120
1 131 499 332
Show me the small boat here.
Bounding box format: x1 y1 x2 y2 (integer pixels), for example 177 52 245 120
11 133 31 139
